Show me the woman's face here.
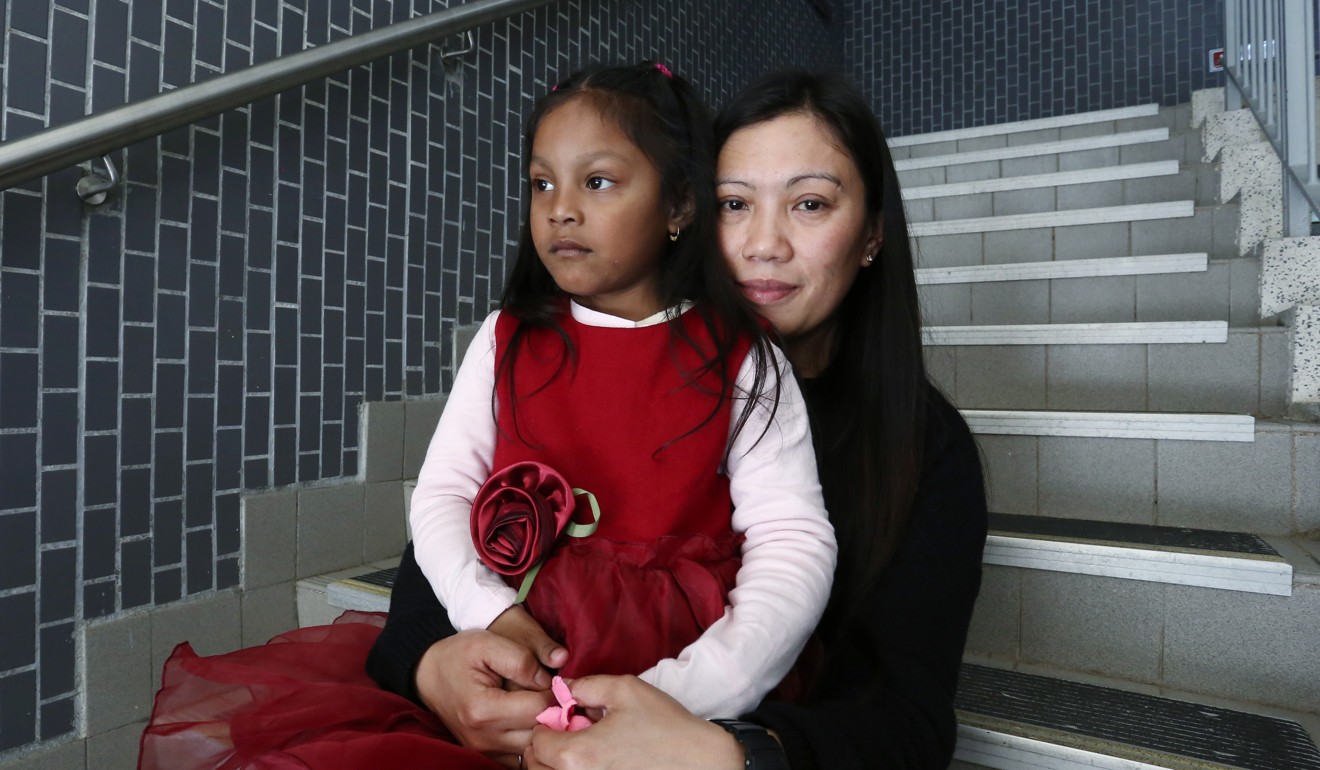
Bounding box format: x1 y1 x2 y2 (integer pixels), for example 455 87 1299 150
716 113 880 345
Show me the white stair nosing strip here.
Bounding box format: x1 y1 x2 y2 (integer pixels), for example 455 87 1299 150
903 161 1180 200
892 104 1161 147
923 321 1228 346
961 410 1257 442
911 201 1194 237
955 725 1170 770
327 581 392 613
895 128 1169 171
915 253 1209 285
984 535 1293 596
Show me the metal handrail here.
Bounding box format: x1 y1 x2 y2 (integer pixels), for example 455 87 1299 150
1223 0 1319 236
0 0 559 191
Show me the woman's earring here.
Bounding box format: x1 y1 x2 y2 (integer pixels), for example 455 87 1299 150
865 253 874 264
669 228 680 242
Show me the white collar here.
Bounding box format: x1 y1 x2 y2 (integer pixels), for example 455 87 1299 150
568 299 694 328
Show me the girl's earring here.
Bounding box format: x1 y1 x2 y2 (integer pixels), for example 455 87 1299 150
669 228 680 242
865 253 874 264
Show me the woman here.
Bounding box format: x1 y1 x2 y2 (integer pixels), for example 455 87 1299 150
367 70 988 770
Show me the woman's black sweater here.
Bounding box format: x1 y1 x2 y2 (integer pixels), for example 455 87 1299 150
366 390 988 769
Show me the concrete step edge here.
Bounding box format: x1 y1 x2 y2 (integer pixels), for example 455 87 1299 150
925 321 1228 346
891 104 1161 147
895 128 1170 171
911 200 1195 237
904 160 1182 200
962 409 1256 441
916 253 1210 284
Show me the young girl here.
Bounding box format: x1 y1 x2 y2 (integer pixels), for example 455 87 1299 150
409 61 836 720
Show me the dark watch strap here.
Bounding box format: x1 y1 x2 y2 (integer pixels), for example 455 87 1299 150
711 719 790 770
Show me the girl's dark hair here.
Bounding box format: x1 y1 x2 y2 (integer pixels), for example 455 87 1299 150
715 71 929 634
501 61 777 453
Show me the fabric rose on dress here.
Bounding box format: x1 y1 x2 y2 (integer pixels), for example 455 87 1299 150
470 461 577 576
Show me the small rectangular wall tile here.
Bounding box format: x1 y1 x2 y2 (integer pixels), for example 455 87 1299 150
977 434 1038 515
1046 344 1147 411
241 489 297 590
955 346 1046 409
898 167 946 187
1156 432 1295 534
918 285 972 326
1136 261 1231 322
1295 431 1320 533
981 228 1053 266
1148 332 1260 414
297 483 367 579
149 592 242 679
924 347 957 401
453 323 482 369
912 233 982 269
970 282 1050 324
1006 127 1061 146
1163 585 1320 714
241 582 298 647
934 192 993 221
1020 571 1165 682
1001 155 1058 176
361 401 405 482
956 135 1009 152
945 161 998 183
1055 180 1124 210
83 721 144 770
1053 222 1130 260
79 613 152 736
1050 275 1137 323
991 187 1056 217
1057 147 1118 171
1038 437 1156 522
402 397 446 480
364 481 407 563
963 565 1020 658
3 738 86 770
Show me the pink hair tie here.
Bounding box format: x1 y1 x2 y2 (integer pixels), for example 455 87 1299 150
654 62 673 78
551 84 559 92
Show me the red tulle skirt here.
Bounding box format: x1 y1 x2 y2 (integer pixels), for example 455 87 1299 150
518 531 742 678
138 612 500 770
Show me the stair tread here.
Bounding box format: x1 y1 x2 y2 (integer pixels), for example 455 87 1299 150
891 104 1161 147
989 512 1282 559
896 128 1170 171
956 663 1320 770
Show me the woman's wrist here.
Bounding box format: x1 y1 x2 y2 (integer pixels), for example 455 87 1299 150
710 719 790 770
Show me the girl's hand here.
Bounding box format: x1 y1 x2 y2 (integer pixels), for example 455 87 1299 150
413 630 556 767
487 605 570 679
525 675 746 770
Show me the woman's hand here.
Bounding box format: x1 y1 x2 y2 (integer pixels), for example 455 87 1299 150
525 675 746 770
413 629 556 767
487 605 569 676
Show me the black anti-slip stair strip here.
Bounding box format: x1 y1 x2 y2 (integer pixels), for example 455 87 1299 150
989 512 1282 559
956 664 1320 770
341 567 399 589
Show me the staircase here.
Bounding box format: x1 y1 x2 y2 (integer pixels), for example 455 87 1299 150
892 102 1320 769
304 102 1320 769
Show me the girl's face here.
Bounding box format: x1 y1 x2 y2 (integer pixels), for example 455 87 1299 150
529 95 680 321
716 113 880 348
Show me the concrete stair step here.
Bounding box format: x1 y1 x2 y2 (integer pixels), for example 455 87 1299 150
294 557 398 627
924 321 1229 346
890 103 1161 148
895 129 1171 172
962 409 1255 441
920 257 1261 328
985 512 1294 596
904 162 1222 222
954 662 1320 770
927 327 1290 418
916 204 1241 268
977 419 1319 536
916 253 1210 285
911 201 1195 238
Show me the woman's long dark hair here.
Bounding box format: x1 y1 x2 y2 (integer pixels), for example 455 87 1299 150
715 71 929 634
501 61 777 454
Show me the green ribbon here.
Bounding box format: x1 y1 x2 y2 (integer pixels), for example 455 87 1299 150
514 488 600 604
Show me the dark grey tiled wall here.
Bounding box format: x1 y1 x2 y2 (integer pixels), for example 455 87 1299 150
845 0 1225 137
0 0 840 754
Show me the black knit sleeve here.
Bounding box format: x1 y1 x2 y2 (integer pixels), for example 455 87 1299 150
365 542 458 702
745 395 988 769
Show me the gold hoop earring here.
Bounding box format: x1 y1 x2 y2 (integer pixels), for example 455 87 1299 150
669 229 680 242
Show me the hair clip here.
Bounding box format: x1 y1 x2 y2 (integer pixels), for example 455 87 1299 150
551 84 559 92
654 62 673 79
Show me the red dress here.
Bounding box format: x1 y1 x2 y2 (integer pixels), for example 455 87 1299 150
139 307 752 769
487 308 748 678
